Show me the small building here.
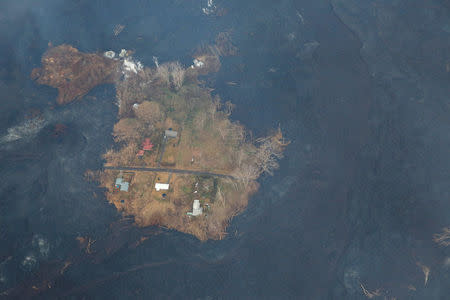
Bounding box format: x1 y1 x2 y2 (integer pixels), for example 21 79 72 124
120 182 129 192
115 177 123 188
187 199 203 216
155 183 169 191
142 138 154 150
192 200 203 216
164 130 178 138
137 138 153 157
115 176 129 192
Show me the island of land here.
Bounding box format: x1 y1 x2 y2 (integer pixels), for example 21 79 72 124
31 44 120 105
32 40 287 240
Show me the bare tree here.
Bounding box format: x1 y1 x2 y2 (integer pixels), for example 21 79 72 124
416 262 430 285
254 128 289 176
228 122 245 144
115 69 153 117
154 61 185 91
217 120 229 140
232 163 259 188
155 63 170 86
223 100 235 116
254 139 283 175
433 227 450 246
208 96 221 122
359 283 381 299
169 62 185 91
216 186 226 207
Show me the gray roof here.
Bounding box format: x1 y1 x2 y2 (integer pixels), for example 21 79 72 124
115 178 123 185
165 130 178 138
120 182 129 192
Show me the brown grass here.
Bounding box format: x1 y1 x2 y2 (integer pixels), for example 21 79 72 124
96 50 287 240
99 168 258 241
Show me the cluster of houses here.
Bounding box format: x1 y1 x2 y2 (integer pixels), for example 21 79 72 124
114 128 204 216
136 129 178 158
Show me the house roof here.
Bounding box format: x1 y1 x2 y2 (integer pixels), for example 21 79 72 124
142 138 154 150
155 183 169 191
143 144 153 150
120 182 129 192
164 130 178 138
115 178 123 185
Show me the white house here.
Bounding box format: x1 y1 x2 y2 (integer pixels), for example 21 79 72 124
155 183 169 191
192 199 203 216
187 200 203 216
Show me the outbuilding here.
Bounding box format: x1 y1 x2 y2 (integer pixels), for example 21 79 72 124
115 175 130 192
164 130 178 138
120 182 129 192
115 177 123 188
187 199 203 216
142 138 154 150
192 199 203 216
155 183 169 191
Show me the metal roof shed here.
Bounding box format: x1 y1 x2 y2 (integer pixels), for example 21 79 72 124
155 183 169 191
120 182 129 192
164 130 178 138
115 177 123 187
192 199 203 216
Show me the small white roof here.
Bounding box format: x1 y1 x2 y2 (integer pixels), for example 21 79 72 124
155 183 169 191
193 199 200 209
192 199 203 216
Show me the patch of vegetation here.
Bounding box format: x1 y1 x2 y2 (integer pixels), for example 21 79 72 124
98 44 287 240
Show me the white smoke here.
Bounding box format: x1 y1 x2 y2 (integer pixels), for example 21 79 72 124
0 116 47 144
32 234 50 258
202 0 217 15
21 253 37 271
123 57 143 74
